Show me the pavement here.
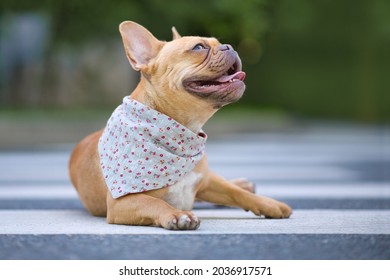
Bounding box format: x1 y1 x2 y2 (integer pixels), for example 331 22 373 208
0 122 389 259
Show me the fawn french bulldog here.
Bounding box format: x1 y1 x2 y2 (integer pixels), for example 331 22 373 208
69 21 292 230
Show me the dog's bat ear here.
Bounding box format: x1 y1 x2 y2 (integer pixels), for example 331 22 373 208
171 27 181 40
119 21 165 71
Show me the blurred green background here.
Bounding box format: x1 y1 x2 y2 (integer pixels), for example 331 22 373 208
1 0 389 123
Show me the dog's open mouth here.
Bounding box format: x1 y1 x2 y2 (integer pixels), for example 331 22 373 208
184 60 246 95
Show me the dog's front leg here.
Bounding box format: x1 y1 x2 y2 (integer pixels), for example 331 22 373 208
106 191 200 230
197 172 292 218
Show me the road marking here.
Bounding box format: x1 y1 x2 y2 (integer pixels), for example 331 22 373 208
0 183 389 199
0 209 389 235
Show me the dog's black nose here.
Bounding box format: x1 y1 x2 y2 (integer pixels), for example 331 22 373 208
217 44 231 52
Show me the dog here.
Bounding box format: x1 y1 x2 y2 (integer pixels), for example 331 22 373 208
69 21 292 230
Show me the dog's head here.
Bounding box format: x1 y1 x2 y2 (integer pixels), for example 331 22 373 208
119 21 245 109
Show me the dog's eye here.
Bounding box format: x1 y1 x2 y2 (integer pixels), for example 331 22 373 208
192 43 207 51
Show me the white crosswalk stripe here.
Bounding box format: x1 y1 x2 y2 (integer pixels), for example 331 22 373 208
1 209 389 235
0 182 389 200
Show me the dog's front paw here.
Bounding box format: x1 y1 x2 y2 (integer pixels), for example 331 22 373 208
160 211 200 230
251 197 292 219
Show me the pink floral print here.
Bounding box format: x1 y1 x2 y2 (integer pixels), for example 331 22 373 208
98 97 207 199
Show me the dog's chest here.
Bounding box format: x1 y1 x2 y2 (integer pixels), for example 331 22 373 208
164 172 202 211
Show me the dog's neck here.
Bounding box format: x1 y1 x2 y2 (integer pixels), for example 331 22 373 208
129 77 217 133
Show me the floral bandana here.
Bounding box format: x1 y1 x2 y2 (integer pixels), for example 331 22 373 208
98 96 207 199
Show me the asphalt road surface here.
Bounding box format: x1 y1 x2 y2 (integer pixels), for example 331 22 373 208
0 124 389 259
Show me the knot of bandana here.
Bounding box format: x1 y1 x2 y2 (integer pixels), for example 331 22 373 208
98 97 207 199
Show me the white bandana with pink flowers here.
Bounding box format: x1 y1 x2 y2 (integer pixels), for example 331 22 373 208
98 97 207 199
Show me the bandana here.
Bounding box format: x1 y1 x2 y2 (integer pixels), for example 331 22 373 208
98 96 207 199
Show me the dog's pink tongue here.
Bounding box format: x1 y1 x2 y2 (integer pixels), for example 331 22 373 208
215 71 246 83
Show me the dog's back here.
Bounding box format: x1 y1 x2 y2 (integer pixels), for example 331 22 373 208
69 129 107 216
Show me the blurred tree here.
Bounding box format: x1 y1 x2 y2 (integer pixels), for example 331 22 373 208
1 0 268 46
254 0 390 122
1 0 389 121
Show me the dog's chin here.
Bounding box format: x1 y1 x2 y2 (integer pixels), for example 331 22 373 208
183 70 246 108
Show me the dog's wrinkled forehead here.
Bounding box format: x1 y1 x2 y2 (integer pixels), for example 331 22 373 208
151 36 227 75
158 36 220 60
175 36 220 49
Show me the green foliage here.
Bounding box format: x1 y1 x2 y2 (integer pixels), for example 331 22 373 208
1 0 268 45
254 0 390 122
2 0 389 121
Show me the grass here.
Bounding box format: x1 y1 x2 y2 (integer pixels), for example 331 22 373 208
0 104 290 123
0 107 113 122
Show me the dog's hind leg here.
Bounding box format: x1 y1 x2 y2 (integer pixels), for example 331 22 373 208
229 178 255 193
